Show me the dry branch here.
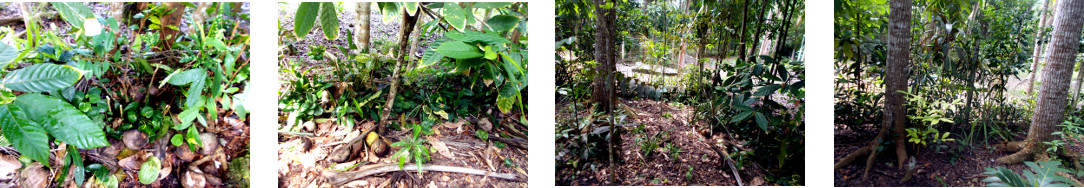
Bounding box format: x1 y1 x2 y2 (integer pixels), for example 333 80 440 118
325 163 517 186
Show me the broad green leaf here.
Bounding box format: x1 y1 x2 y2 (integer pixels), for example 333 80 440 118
52 2 96 30
319 2 339 40
1 64 83 92
176 107 199 130
445 31 510 45
171 134 182 146
435 41 483 59
138 156 160 184
731 110 753 123
474 2 513 9
754 112 768 131
0 41 19 69
442 3 468 31
0 104 49 167
205 37 227 52
754 84 781 97
486 15 519 32
293 2 320 39
496 82 518 113
14 94 107 149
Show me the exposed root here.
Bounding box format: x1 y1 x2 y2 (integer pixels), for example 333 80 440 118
325 163 517 186
995 142 1036 164
835 127 907 179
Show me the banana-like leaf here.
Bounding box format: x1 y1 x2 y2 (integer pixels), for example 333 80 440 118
1 64 83 92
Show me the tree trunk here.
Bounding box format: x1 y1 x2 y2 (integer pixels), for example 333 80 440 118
835 0 912 179
738 0 750 62
1027 0 1054 95
748 0 769 58
355 2 371 53
378 8 419 135
592 0 616 112
998 0 1084 164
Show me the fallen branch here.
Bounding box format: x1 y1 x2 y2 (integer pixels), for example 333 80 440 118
326 163 517 186
0 12 57 26
489 136 527 149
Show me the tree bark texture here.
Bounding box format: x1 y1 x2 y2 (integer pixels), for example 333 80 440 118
378 8 419 134
1027 0 1054 95
998 0 1084 164
834 0 912 179
355 2 371 53
592 0 617 112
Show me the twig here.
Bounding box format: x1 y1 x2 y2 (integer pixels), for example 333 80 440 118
278 131 315 137
326 163 517 186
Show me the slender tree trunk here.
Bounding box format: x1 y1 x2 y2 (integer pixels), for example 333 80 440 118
1071 59 1084 110
998 0 1084 164
592 0 618 184
1027 0 1054 95
748 0 769 58
379 7 419 134
356 2 371 53
738 0 750 62
592 0 616 112
835 0 912 179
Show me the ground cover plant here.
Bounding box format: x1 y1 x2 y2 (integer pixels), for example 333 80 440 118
555 0 805 186
833 0 1084 186
276 2 528 187
0 2 250 187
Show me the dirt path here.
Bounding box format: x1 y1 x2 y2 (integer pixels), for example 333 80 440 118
556 99 753 186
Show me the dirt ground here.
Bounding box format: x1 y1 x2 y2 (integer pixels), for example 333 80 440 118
277 118 528 187
556 99 771 186
834 123 1084 186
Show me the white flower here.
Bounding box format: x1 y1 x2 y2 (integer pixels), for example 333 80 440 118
83 18 101 36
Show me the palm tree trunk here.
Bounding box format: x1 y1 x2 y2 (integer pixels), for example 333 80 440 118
998 0 1084 164
1027 0 1054 95
355 2 371 53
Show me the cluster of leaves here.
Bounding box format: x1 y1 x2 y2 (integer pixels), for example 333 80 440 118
983 160 1078 187
391 123 432 173
0 2 249 186
901 88 961 146
698 55 805 180
419 2 528 115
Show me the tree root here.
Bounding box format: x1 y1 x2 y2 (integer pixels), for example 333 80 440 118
834 127 907 179
325 163 517 186
995 141 1036 164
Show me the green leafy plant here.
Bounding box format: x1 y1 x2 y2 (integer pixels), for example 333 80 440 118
391 123 431 173
421 2 528 115
983 160 1077 187
138 156 161 184
901 89 961 146
666 142 681 160
294 2 340 40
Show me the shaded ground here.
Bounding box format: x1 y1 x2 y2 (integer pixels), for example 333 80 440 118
556 99 767 186
277 118 528 188
834 122 1084 187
